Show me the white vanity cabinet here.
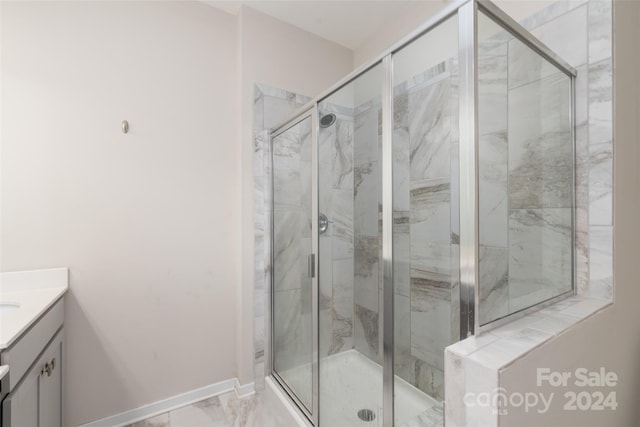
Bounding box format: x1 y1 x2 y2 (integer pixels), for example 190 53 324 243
1 299 65 427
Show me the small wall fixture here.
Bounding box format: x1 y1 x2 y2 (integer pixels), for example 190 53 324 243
121 120 129 134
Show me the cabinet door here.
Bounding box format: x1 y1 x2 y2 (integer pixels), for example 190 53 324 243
2 361 39 427
1 330 63 427
38 336 62 427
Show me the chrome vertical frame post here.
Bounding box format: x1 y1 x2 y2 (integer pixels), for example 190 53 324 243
458 1 479 338
381 54 395 427
311 105 320 426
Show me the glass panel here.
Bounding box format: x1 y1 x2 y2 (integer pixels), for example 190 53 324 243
318 63 383 426
477 12 573 325
391 14 459 426
272 115 313 410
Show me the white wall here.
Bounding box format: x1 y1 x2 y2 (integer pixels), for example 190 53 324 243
237 6 353 384
1 2 239 425
499 1 640 425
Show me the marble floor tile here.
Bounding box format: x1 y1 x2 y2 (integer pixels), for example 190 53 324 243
126 413 170 427
128 388 306 427
169 396 229 427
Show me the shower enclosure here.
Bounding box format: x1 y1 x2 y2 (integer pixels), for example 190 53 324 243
269 0 575 425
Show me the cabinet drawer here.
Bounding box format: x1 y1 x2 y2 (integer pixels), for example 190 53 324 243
0 298 64 390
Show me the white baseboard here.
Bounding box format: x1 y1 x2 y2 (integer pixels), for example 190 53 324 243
234 377 256 398
79 377 255 427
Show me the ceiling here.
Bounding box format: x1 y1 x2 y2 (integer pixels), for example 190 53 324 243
202 0 448 51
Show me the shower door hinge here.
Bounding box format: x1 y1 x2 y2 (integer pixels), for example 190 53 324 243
308 254 316 278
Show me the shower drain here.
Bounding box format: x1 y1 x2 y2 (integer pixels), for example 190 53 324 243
357 409 376 422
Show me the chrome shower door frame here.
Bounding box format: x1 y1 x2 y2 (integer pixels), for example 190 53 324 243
269 107 319 427
267 0 577 424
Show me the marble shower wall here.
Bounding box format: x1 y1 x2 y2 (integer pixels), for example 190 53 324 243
318 102 356 359
477 0 613 325
391 60 460 401
253 85 310 391
352 98 383 364
517 0 613 302
271 116 313 386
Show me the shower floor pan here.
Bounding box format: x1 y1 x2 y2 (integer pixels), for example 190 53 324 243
278 349 443 427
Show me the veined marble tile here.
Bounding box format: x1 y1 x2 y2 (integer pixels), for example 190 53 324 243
354 160 379 237
354 303 380 363
444 351 466 427
460 358 499 427
394 211 411 298
354 235 380 312
411 269 452 309
319 305 332 359
394 294 412 382
332 117 354 190
126 413 170 427
273 289 310 373
588 0 612 64
479 132 508 247
254 85 264 130
319 101 353 118
414 359 445 402
450 142 460 243
319 237 333 295
272 209 305 292
408 78 452 182
400 402 443 427
253 132 266 179
411 306 451 371
254 314 264 362
478 36 508 136
589 141 612 227
354 104 380 166
263 92 303 130
218 392 261 427
588 225 613 300
478 245 509 325
519 0 587 31
510 5 587 90
553 296 609 318
446 332 501 358
467 328 553 370
507 37 560 90
411 240 452 278
508 209 572 312
169 396 229 427
449 250 460 344
331 258 354 354
535 4 588 67
508 73 573 210
331 188 354 260
575 203 590 296
410 179 451 274
529 312 583 336
588 58 613 226
393 123 411 211
411 270 452 369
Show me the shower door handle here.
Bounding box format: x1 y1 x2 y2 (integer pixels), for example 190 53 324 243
308 254 316 278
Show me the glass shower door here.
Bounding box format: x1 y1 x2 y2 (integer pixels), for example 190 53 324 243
271 114 314 416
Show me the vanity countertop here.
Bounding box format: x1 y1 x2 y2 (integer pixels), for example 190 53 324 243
0 268 69 350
